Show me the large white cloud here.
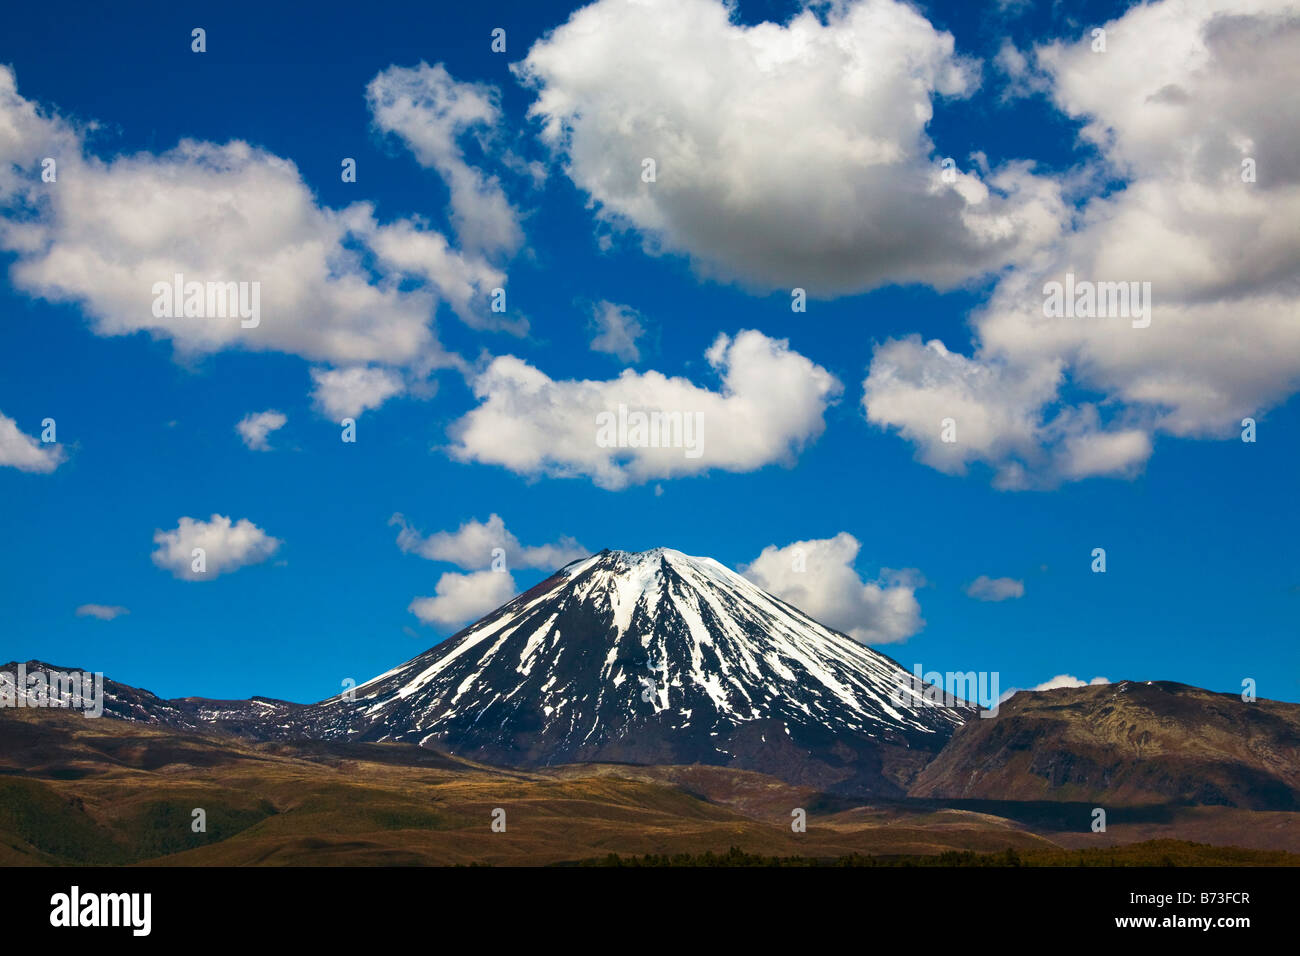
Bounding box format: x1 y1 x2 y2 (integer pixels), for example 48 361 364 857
0 411 64 473
864 0 1300 487
447 329 841 489
741 533 924 644
408 569 517 629
516 0 1067 294
391 512 587 571
151 514 281 581
0 65 509 415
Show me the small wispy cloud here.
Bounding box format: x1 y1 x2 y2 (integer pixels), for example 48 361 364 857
965 576 1025 602
1033 674 1110 692
236 410 287 451
1000 674 1110 703
588 300 645 363
0 411 65 473
75 604 129 621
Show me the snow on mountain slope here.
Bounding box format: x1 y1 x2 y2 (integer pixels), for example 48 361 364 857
288 548 972 795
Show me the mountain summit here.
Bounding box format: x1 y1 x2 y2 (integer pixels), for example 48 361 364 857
292 547 971 794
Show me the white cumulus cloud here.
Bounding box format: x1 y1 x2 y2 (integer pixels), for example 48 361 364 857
864 0 1300 487
310 367 407 420
516 0 1066 295
408 569 517 629
151 514 281 581
741 532 924 644
0 65 509 417
447 329 841 489
391 512 587 571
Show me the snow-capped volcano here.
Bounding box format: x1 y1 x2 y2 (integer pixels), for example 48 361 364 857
292 548 972 794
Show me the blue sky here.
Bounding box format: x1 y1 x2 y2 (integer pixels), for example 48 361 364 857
2 0 1297 704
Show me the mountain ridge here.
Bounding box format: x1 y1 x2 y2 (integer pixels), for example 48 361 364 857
911 679 1300 810
15 549 1297 808
1 546 973 796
